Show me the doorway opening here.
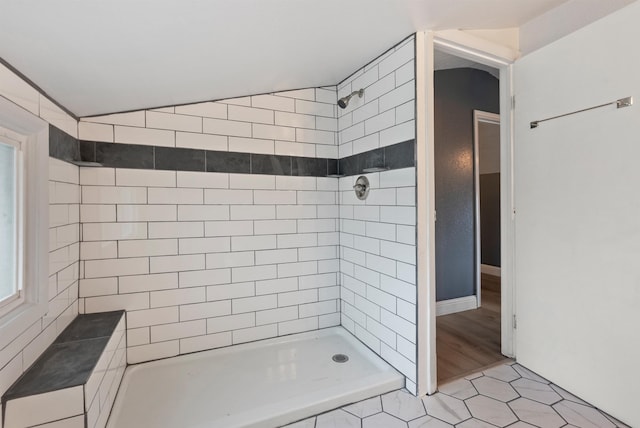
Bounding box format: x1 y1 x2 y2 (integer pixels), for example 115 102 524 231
433 50 508 384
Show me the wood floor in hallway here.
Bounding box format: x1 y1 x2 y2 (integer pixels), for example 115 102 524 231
436 273 508 383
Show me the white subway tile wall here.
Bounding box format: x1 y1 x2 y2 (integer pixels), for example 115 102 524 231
85 316 126 428
4 385 84 428
0 37 420 403
0 158 80 411
79 168 340 363
0 65 39 116
80 88 338 159
0 64 78 139
1 67 84 426
76 87 341 363
338 37 415 156
338 36 417 393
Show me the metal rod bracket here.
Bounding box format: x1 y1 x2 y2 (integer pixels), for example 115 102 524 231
530 96 633 129
617 96 633 108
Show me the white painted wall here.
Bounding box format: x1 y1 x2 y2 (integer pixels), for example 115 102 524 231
519 0 636 55
462 28 519 52
514 2 640 425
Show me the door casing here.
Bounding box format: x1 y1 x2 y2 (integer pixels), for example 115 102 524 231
416 30 517 395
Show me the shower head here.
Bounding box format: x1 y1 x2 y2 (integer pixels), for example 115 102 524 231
337 89 364 109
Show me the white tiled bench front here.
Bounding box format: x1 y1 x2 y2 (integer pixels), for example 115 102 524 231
2 311 126 428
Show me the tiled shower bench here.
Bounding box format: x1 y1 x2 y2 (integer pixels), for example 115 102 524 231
2 311 126 428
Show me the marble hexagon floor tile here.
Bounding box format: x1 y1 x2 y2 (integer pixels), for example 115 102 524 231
455 418 501 428
407 415 453 428
465 395 518 427
436 378 477 400
549 383 590 406
471 376 519 402
283 417 316 428
483 364 521 382
603 412 632 428
381 390 427 421
553 400 616 428
509 397 565 428
512 364 550 384
422 393 471 425
342 396 382 419
362 412 407 428
284 362 629 428
315 409 361 428
512 378 562 405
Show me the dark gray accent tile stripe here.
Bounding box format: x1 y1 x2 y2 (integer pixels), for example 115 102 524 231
156 146 205 171
94 141 154 169
338 139 415 177
252 154 291 176
48 125 80 162
55 312 124 343
385 139 415 170
207 151 250 174
328 159 338 176
2 311 124 401
78 140 343 177
361 147 385 171
50 131 414 177
293 157 326 177
78 138 95 162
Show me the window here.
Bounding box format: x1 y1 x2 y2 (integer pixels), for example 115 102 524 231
0 96 49 349
0 135 23 314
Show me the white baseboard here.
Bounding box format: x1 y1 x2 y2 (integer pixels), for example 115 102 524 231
481 264 501 277
436 296 478 316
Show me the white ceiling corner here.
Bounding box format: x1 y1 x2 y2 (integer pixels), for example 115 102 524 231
0 0 632 117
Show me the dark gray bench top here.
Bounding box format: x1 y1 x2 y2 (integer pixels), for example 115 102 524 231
2 311 124 401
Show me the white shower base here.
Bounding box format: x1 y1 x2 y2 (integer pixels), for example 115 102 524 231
107 327 404 428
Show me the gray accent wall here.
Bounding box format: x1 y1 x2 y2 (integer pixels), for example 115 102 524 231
434 68 499 301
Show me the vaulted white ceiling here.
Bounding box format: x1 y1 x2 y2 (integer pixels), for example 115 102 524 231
0 0 632 117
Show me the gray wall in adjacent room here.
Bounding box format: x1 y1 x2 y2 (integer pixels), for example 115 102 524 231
434 68 499 301
480 173 501 267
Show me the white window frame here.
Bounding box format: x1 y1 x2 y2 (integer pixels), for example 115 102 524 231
0 96 49 352
0 133 25 314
